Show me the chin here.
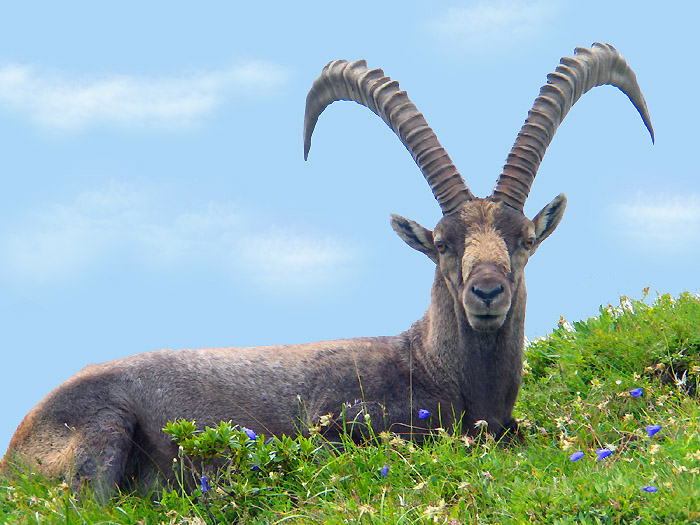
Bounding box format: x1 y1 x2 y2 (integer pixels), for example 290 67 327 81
467 312 507 332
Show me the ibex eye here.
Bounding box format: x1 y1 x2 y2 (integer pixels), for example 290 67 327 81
523 238 535 249
435 241 447 254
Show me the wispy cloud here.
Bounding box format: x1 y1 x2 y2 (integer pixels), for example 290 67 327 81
428 0 558 53
614 192 700 254
0 61 288 132
240 226 354 290
4 181 146 279
1 181 355 292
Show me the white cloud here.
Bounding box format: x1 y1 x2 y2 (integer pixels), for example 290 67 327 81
614 192 700 253
240 226 354 290
0 61 287 132
4 181 144 279
1 181 355 292
428 0 558 53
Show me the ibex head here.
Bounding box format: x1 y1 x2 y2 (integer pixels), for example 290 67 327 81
304 43 653 332
390 196 565 331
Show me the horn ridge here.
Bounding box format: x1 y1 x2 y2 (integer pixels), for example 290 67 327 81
492 43 654 211
304 59 473 215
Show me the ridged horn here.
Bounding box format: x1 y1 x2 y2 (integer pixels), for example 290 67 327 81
492 43 654 211
304 60 473 215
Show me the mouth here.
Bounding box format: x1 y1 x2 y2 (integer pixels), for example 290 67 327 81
467 312 507 331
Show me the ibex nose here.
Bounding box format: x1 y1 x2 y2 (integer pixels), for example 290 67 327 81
470 284 505 305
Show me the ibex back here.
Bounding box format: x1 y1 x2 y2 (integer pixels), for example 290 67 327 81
1 43 654 499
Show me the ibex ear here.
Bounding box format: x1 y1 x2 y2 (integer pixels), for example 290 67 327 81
390 214 438 263
532 193 567 249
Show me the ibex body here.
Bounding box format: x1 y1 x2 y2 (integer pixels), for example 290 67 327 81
1 43 653 499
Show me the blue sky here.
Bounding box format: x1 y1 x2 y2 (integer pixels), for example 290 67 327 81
1 1 698 454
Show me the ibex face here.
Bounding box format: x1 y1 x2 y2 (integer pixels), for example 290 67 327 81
392 195 566 331
456 202 520 330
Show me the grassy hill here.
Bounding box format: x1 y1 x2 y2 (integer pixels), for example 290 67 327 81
2 291 698 524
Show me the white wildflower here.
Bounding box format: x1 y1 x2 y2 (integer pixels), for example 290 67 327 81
675 370 688 389
620 296 634 312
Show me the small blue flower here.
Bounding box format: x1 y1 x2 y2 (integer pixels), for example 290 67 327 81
641 485 658 493
243 427 257 440
418 409 431 420
630 388 644 398
200 476 211 493
251 464 260 472
380 464 389 478
646 424 661 437
596 449 613 461
569 451 584 462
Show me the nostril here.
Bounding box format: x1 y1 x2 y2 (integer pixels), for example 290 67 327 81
471 284 505 302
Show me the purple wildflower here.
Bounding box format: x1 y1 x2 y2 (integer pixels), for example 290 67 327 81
569 451 584 462
641 485 658 493
380 464 389 478
200 476 211 493
596 449 613 461
243 427 257 440
646 424 661 437
630 388 643 398
418 409 431 420
251 464 260 472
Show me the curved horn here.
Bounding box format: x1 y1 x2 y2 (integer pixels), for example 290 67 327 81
304 60 473 215
492 43 654 211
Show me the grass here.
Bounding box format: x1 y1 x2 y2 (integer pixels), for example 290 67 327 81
1 290 698 524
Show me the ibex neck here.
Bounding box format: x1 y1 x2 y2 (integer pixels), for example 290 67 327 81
413 271 526 409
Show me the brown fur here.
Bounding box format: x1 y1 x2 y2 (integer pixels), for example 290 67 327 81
1 195 566 501
462 226 511 278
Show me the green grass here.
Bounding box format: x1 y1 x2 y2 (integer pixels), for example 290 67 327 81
2 290 699 524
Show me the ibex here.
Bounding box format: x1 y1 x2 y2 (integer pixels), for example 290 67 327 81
1 43 653 499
